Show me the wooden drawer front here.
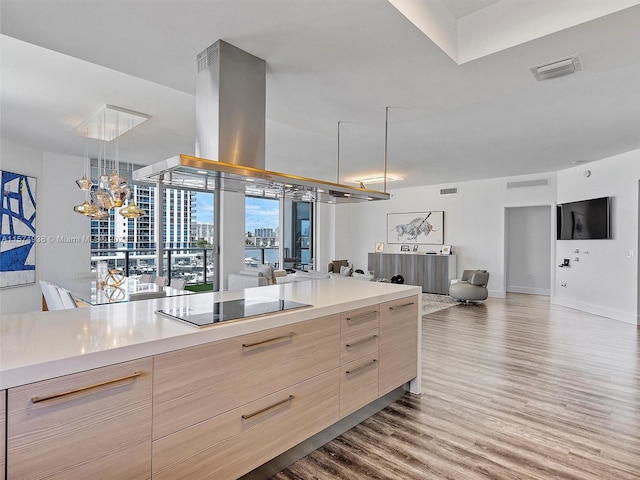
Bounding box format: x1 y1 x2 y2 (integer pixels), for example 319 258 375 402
153 314 340 439
340 328 378 364
153 368 340 480
1 390 5 480
340 353 379 418
379 296 419 396
7 358 152 480
340 305 379 337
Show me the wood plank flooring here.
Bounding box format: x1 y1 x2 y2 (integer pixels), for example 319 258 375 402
271 294 640 479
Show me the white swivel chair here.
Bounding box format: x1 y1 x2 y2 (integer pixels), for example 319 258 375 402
139 274 152 283
39 281 65 311
154 276 168 287
170 278 186 290
56 287 78 309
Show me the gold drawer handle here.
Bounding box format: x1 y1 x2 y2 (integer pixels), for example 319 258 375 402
242 332 294 349
31 371 142 404
346 335 378 348
345 310 378 322
389 302 415 311
242 395 294 420
346 359 377 375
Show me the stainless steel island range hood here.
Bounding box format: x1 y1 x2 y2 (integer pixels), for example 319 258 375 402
134 40 389 203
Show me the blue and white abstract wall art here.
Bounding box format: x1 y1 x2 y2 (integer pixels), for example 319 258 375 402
1 170 37 287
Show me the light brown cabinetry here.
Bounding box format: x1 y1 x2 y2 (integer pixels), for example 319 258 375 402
152 314 342 479
340 305 379 337
340 352 379 417
153 369 340 480
379 297 419 396
6 358 152 480
339 306 380 418
153 314 340 440
1 390 5 480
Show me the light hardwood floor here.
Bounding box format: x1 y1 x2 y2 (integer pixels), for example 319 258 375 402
271 294 640 480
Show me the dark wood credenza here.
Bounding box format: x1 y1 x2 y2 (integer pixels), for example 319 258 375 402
368 252 457 294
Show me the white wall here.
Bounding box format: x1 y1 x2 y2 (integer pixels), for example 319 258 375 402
554 150 640 324
38 152 91 285
331 172 558 298
0 139 44 315
0 141 89 316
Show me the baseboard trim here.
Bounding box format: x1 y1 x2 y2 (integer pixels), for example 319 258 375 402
239 386 406 480
507 286 550 295
551 296 638 325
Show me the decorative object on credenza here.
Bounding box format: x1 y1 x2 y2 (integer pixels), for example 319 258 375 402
400 245 410 252
441 245 451 255
375 242 384 253
413 244 419 252
387 211 444 245
0 170 37 288
105 268 126 287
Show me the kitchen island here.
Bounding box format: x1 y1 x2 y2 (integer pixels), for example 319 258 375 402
0 277 421 480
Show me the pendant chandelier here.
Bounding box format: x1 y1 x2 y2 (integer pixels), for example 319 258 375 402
73 106 148 219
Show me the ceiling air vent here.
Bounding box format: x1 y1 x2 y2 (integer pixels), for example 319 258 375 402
530 54 582 81
507 178 549 189
440 187 458 195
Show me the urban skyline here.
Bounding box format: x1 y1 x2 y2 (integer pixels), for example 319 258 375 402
195 193 279 233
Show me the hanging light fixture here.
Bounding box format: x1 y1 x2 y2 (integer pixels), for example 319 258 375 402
73 105 148 219
73 128 99 216
118 198 146 219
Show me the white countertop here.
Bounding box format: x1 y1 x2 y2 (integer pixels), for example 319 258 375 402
0 277 420 389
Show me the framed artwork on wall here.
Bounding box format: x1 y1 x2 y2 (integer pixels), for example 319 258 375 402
387 211 444 245
0 170 37 288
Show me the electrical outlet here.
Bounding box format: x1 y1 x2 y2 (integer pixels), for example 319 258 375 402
561 282 567 287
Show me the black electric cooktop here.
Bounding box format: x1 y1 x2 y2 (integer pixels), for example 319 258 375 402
156 297 311 328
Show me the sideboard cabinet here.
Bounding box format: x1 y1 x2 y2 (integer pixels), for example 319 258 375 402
368 252 456 294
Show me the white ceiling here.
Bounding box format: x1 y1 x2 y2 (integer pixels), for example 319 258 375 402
1 0 640 191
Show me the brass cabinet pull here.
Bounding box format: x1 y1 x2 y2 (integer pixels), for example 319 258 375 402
242 332 294 349
346 335 378 348
346 359 377 375
345 310 378 322
389 302 415 311
31 371 142 404
241 395 294 420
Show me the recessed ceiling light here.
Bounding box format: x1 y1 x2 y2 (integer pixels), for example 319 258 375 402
347 173 403 185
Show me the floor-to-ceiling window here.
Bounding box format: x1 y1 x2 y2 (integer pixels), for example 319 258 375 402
245 196 280 267
243 196 313 271
90 173 216 288
282 199 313 271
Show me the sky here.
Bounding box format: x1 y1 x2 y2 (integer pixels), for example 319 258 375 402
194 193 279 233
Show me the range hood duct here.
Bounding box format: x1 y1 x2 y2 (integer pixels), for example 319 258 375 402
134 40 389 203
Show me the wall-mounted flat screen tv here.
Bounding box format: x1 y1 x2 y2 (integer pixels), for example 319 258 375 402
556 196 611 240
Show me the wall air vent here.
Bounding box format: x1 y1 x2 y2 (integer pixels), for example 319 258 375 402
440 187 458 195
507 178 550 189
530 54 582 81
